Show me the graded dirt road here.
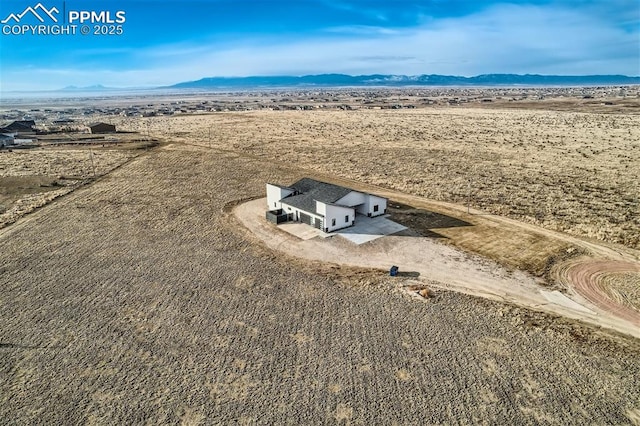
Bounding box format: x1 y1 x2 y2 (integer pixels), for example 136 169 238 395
1 144 639 424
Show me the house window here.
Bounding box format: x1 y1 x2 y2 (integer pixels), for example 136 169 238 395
332 218 336 226
345 215 349 223
373 205 379 212
274 202 277 208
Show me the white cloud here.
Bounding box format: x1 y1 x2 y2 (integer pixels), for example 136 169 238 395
155 4 638 78
323 25 401 36
3 2 638 90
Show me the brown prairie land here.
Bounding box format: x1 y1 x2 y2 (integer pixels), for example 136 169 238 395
0 145 149 228
133 107 639 249
1 92 640 423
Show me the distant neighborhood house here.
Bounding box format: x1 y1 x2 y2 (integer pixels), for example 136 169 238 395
0 120 36 147
0 120 36 133
0 133 15 147
89 122 116 134
266 178 387 233
53 118 75 124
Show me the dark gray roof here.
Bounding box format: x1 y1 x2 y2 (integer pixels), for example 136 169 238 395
3 121 35 132
280 178 354 215
88 122 115 128
291 178 353 202
280 192 319 214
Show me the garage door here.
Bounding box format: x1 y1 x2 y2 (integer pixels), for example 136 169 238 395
299 212 313 226
299 212 323 229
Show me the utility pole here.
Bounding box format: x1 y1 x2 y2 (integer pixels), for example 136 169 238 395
467 179 471 214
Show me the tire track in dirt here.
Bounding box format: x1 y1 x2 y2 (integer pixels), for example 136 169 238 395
554 258 640 326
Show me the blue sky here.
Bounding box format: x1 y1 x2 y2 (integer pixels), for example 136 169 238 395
0 0 638 91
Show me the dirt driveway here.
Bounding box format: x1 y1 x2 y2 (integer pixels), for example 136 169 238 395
235 198 640 339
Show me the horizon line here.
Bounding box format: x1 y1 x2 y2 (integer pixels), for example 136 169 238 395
2 72 639 93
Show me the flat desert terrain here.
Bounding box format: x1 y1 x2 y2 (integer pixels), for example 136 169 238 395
139 106 639 249
1 88 639 424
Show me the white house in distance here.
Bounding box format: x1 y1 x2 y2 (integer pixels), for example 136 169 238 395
266 178 388 233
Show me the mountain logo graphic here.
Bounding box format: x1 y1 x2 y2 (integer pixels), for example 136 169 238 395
2 3 59 24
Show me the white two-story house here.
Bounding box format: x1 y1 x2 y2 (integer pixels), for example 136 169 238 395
266 178 387 233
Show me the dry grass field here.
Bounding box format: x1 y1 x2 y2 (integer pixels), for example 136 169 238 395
132 107 639 249
0 145 149 228
602 272 640 311
1 90 639 423
1 144 640 424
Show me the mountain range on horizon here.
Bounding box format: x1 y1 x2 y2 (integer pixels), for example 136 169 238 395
60 84 113 91
46 73 640 93
168 73 640 89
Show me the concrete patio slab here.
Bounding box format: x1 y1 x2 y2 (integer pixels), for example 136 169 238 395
275 214 406 244
337 214 407 245
277 221 330 240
